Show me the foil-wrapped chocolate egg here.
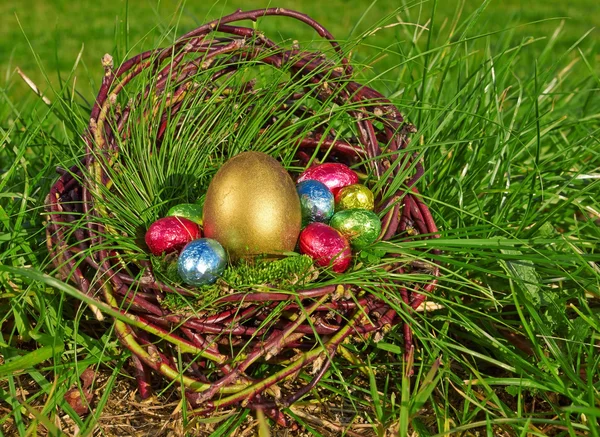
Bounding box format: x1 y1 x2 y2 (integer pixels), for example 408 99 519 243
203 151 301 259
330 209 381 250
297 163 359 195
335 184 374 211
145 217 201 256
299 222 351 273
167 203 204 225
296 180 334 225
178 238 227 286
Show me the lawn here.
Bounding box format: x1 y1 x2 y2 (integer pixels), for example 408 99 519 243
1 0 599 436
2 0 598 98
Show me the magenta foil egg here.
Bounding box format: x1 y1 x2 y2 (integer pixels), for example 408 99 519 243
145 216 201 256
299 222 352 273
297 163 359 195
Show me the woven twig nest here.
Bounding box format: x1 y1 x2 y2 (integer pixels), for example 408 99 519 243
46 8 439 427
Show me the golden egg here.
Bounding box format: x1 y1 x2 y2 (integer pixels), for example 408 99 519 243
203 151 302 259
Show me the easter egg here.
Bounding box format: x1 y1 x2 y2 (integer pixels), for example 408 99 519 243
145 216 201 256
178 239 227 285
330 209 381 250
296 180 334 225
167 203 204 225
203 151 302 259
335 184 375 211
297 163 359 195
299 222 351 273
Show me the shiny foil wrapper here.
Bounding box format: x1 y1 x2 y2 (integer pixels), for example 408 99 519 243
297 163 358 195
145 216 201 256
178 238 227 285
203 151 302 259
167 203 204 225
330 209 381 250
299 222 351 273
296 180 335 225
335 184 374 211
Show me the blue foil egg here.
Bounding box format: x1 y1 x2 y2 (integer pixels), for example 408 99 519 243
296 180 334 225
177 239 227 286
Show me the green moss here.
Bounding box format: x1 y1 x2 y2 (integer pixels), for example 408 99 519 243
156 253 317 312
220 254 316 288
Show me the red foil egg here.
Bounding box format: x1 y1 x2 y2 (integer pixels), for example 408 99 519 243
299 222 352 273
145 216 201 256
297 163 359 195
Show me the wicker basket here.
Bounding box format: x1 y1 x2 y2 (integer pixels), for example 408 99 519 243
46 8 439 427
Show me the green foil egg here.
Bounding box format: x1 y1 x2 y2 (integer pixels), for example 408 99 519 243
167 203 204 225
335 184 374 211
330 209 381 249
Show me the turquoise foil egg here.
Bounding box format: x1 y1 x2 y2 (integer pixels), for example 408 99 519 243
178 238 227 286
296 180 334 225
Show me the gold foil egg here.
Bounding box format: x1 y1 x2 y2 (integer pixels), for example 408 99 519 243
335 184 375 211
203 151 302 259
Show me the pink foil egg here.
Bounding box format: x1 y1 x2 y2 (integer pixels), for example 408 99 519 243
145 216 201 256
297 163 359 195
299 222 352 273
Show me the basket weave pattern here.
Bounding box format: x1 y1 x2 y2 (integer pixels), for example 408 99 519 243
46 8 439 426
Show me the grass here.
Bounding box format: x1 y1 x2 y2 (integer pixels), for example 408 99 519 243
1 0 599 435
2 0 598 98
